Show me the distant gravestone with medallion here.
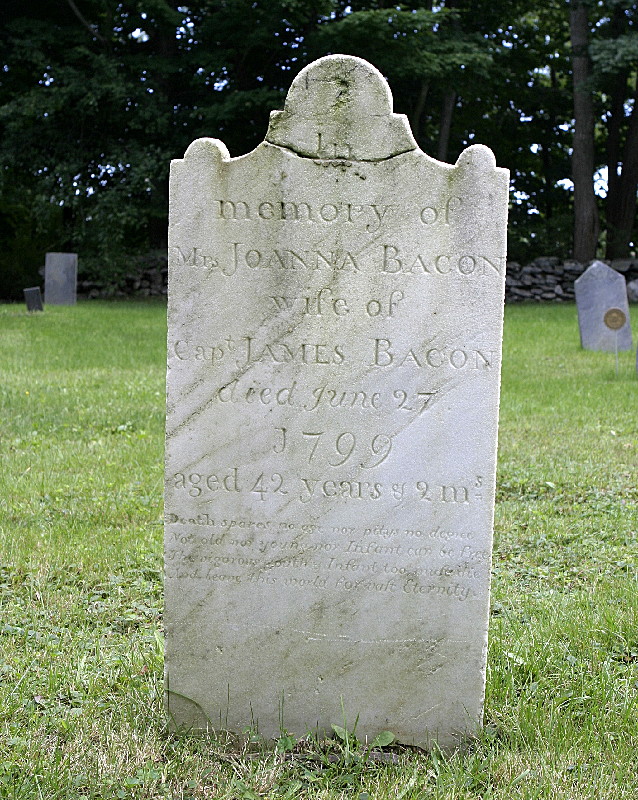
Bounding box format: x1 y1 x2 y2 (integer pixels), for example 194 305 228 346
44 252 78 306
165 55 509 750
575 261 632 351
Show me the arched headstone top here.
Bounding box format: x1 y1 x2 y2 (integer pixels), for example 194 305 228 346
266 54 417 161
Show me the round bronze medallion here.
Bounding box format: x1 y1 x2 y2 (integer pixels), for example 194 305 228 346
603 307 627 330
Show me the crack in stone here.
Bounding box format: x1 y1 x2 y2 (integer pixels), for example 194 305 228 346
263 140 417 164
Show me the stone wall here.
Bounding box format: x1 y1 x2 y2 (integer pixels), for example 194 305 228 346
78 253 638 302
505 257 638 303
78 251 168 299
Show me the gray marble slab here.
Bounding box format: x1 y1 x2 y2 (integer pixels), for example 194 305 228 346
44 252 77 305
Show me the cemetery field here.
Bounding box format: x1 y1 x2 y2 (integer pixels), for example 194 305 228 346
0 299 637 800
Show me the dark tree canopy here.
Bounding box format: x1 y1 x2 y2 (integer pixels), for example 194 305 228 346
1 1 638 298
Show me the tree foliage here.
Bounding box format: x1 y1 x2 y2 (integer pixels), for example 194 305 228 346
2 1 638 297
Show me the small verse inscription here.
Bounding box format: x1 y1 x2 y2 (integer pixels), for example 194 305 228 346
166 517 487 602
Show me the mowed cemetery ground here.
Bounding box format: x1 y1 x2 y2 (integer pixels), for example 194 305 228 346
0 300 637 800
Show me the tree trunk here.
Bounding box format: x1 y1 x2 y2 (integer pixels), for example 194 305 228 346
606 81 638 258
410 80 429 146
437 89 456 163
569 0 599 262
605 73 626 212
604 6 627 215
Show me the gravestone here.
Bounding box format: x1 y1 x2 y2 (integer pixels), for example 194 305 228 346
44 252 78 305
574 261 632 351
24 287 43 312
165 54 509 750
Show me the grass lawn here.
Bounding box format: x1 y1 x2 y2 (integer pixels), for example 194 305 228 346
0 300 636 799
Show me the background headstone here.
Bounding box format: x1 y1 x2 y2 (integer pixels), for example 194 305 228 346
165 54 509 750
24 287 43 312
44 252 78 305
575 261 632 351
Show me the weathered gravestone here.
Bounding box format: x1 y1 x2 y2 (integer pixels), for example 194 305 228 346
165 55 509 750
23 287 43 312
575 261 632 351
44 252 78 306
